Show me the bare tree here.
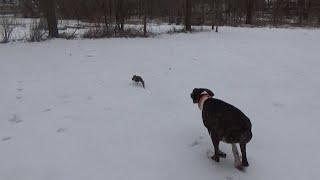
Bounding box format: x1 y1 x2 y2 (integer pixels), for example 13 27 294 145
39 0 59 38
0 16 17 43
245 0 254 24
115 0 126 31
28 19 47 42
20 0 40 17
139 0 148 36
272 0 283 26
298 0 306 25
215 0 221 32
185 0 192 31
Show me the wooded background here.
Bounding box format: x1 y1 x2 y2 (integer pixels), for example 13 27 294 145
2 0 320 38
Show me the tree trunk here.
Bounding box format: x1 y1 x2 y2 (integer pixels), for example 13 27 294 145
40 0 59 38
298 0 306 25
215 0 220 32
185 0 192 31
119 0 125 31
211 0 215 30
142 0 147 36
272 0 283 26
201 0 205 25
245 0 254 24
143 15 147 36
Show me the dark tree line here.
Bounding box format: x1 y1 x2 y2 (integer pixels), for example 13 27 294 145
19 0 320 37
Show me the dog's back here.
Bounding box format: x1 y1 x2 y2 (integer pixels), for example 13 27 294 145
202 98 252 143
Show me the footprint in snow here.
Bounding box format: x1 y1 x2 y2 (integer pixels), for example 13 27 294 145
16 96 22 100
2 137 12 142
42 109 51 112
189 136 205 147
9 114 23 124
105 107 112 111
61 100 70 104
273 102 285 108
16 88 23 92
57 128 68 133
190 140 201 147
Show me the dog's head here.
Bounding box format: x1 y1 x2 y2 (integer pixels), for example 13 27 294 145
190 88 215 104
132 75 137 81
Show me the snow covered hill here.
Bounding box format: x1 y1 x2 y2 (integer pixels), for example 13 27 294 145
1 27 320 180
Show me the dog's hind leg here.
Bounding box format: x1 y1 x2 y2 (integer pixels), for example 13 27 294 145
239 130 252 167
240 143 249 167
210 131 222 162
218 150 227 158
208 130 226 158
232 144 242 169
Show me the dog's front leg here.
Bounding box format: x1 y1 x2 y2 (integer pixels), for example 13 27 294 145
210 132 221 162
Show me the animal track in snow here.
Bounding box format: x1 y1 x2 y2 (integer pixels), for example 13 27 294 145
42 109 51 112
57 128 68 133
2 137 12 142
273 102 285 108
16 96 22 100
9 114 23 124
189 136 205 147
190 140 201 147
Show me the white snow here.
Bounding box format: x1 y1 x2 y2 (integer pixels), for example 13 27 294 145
1 27 320 180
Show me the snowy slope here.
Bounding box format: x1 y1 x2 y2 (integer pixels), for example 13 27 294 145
1 27 320 180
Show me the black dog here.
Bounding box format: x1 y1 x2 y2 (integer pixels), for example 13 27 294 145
190 88 252 169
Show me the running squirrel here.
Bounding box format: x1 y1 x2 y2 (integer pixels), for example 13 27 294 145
132 75 145 88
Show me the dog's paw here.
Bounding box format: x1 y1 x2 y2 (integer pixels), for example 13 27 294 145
235 164 244 171
211 155 220 162
218 151 227 158
242 161 249 167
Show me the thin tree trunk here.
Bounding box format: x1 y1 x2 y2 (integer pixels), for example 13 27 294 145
215 0 220 32
185 0 192 31
143 15 147 36
201 0 205 25
40 0 59 38
143 0 147 36
211 0 215 30
298 0 306 25
273 0 283 26
245 0 254 24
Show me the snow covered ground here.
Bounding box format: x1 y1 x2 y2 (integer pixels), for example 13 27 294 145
1 27 320 180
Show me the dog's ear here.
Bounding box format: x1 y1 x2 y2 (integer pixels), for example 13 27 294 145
203 88 215 97
190 88 199 103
